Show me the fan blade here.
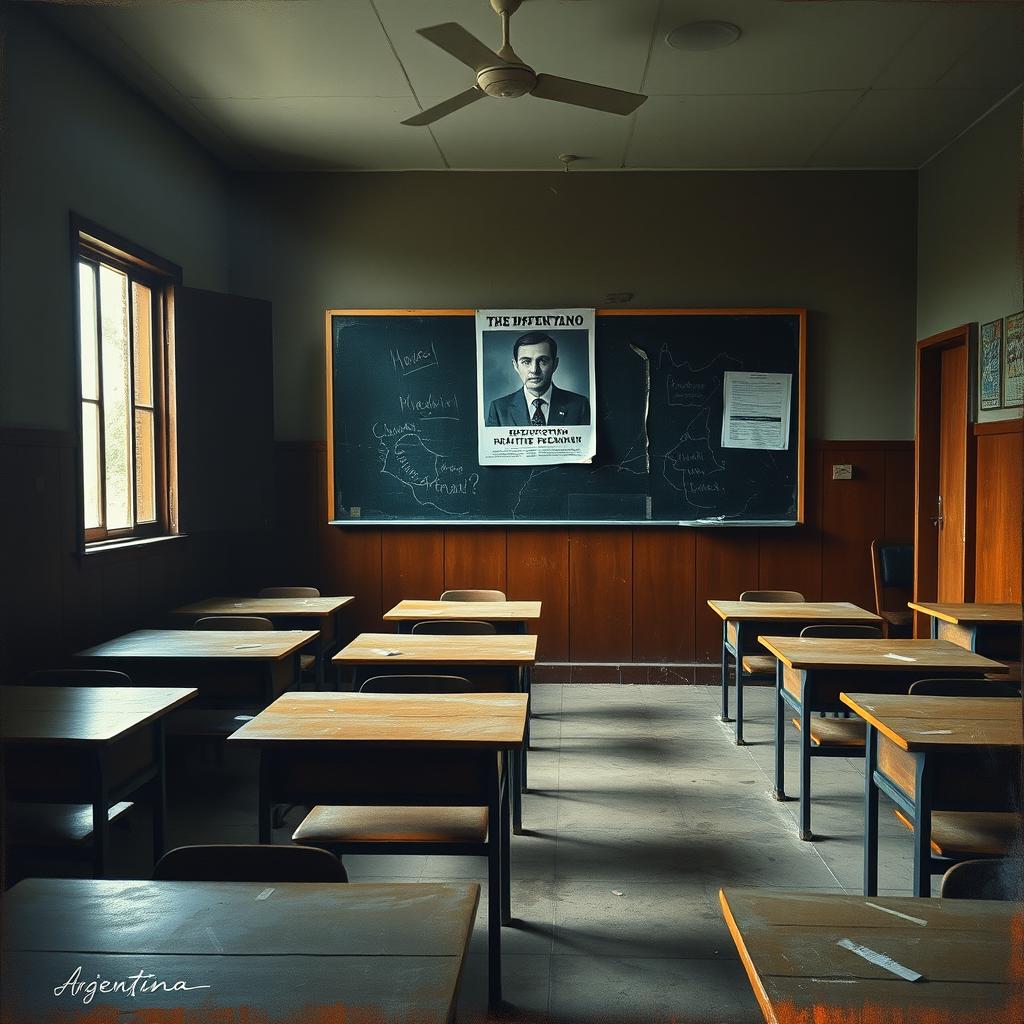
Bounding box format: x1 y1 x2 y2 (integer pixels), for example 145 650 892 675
401 88 486 127
532 74 647 115
417 23 503 72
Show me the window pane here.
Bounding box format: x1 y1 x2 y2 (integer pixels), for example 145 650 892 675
100 265 133 531
82 403 102 530
78 263 99 401
135 409 156 523
132 282 153 407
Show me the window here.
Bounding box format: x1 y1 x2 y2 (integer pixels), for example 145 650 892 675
74 220 179 546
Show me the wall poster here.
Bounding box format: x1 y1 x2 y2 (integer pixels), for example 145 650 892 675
1003 310 1023 407
476 308 596 466
979 317 1003 411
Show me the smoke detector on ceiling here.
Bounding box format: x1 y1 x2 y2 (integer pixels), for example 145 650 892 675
665 21 741 52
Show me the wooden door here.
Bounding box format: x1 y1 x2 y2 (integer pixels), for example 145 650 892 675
937 344 969 599
915 326 975 632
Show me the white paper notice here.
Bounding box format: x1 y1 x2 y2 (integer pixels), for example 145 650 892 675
721 372 792 450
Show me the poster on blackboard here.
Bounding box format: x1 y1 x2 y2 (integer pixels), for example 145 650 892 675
721 371 792 450
476 308 596 465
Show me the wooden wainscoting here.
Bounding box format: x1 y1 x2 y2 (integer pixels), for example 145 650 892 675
278 439 915 678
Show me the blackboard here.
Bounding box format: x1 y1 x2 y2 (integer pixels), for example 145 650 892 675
325 309 805 525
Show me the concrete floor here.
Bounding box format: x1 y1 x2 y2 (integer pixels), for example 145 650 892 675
36 683 933 1022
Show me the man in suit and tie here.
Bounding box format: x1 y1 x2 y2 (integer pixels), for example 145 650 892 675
486 331 591 427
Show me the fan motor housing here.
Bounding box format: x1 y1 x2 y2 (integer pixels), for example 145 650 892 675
476 64 536 98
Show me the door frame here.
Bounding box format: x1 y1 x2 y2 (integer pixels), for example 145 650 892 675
914 324 977 635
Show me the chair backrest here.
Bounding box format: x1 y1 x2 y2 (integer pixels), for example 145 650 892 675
800 625 883 640
909 678 1021 698
411 620 496 635
940 858 1024 900
740 590 805 603
870 539 913 614
153 844 347 882
440 589 506 602
18 669 134 687
359 674 473 694
194 616 275 630
258 587 320 598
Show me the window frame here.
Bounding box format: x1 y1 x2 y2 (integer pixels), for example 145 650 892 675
71 215 181 552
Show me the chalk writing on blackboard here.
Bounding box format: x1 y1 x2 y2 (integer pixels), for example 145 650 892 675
375 422 477 515
390 341 439 376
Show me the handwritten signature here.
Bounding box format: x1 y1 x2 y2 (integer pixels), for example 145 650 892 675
54 966 211 1005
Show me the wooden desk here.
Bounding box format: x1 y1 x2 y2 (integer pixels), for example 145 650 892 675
708 601 881 745
77 629 318 709
333 632 537 830
0 686 196 875
758 637 1007 841
384 599 541 632
840 692 1023 896
1 877 478 1023
909 602 1021 673
230 691 526 1006
172 595 354 689
719 887 1023 1024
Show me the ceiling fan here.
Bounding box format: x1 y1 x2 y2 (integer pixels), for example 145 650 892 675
401 0 648 126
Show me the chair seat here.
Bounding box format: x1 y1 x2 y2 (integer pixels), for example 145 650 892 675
791 716 866 748
893 809 1020 858
293 805 488 844
7 801 134 846
300 654 316 673
881 610 913 627
741 655 776 676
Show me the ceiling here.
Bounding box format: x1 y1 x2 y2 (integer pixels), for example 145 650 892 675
33 0 1024 172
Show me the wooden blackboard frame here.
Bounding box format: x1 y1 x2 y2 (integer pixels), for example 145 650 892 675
325 307 806 526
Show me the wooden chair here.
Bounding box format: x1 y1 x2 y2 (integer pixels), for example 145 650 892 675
153 843 348 882
732 590 806 676
940 858 1024 900
411 620 496 635
441 589 507 601
18 668 134 686
870 539 913 638
908 678 1021 698
6 668 138 874
788 624 883 746
290 673 509 1004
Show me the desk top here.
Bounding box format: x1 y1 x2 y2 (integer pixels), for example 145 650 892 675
173 595 354 618
908 602 1022 625
2 877 478 1024
757 637 1007 673
719 887 1022 1024
840 692 1023 751
0 686 197 745
708 600 880 623
78 629 319 661
384 599 542 621
229 691 528 748
333 632 538 665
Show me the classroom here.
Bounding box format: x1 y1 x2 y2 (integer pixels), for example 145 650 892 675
1 0 1022 1021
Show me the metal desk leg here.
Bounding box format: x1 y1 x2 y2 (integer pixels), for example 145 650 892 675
720 622 731 722
734 625 746 745
152 721 167 861
912 756 932 898
798 673 814 841
500 759 511 925
258 752 272 844
511 748 523 835
772 661 787 801
487 769 503 1006
864 724 879 896
92 751 110 879
517 667 528 789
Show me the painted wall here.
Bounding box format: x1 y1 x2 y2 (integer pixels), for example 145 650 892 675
917 92 1023 353
0 7 230 431
228 169 918 443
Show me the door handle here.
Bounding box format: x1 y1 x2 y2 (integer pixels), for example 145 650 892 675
930 494 944 528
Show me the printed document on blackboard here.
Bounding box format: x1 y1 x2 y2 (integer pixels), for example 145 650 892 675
721 371 792 450
476 308 597 466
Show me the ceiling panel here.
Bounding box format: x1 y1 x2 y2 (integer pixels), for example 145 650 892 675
627 91 862 169
421 90 634 168
84 0 411 99
809 87 1008 169
645 0 929 95
188 97 446 170
376 0 656 100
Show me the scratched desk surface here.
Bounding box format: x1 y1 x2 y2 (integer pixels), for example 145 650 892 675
720 887 1023 1024
1 877 479 1024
